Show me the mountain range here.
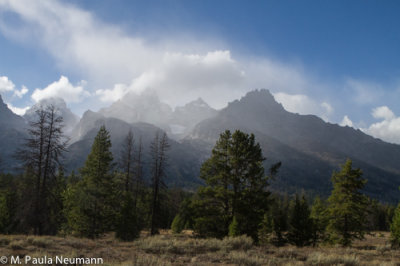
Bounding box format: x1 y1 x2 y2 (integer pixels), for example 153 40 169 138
1 90 400 202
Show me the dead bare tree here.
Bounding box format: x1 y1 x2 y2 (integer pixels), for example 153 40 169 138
15 105 68 235
150 131 170 235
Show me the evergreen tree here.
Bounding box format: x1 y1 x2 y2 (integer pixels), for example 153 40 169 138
287 195 313 246
171 214 185 234
0 173 18 234
258 213 274 245
228 216 240 237
390 203 400 247
64 126 118 238
193 130 232 238
326 159 369 246
310 196 328 245
119 129 135 192
193 130 275 241
116 192 140 241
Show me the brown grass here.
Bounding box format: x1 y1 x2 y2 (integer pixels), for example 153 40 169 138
0 232 399 265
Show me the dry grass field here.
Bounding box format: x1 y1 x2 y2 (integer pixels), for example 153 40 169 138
0 231 399 265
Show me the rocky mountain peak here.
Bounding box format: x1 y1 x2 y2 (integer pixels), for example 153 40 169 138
237 89 284 110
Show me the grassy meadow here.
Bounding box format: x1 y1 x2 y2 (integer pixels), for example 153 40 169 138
0 231 399 265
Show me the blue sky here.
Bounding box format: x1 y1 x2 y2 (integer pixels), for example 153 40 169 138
0 0 400 143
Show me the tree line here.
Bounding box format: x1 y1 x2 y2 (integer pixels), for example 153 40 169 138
170 130 397 247
1 105 400 247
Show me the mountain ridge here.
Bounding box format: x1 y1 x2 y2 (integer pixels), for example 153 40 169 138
2 90 400 202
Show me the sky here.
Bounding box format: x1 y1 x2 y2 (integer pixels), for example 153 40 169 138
0 0 400 144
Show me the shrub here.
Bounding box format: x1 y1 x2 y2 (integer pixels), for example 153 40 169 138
171 214 185 234
9 240 25 250
228 251 264 266
229 216 240 237
307 252 359 266
222 235 253 251
390 203 400 248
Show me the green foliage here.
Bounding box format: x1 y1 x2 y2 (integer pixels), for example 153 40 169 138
287 195 313 246
228 216 240 237
193 130 272 241
366 199 394 231
0 173 18 234
269 195 289 246
258 213 274 245
0 194 9 232
310 196 328 245
63 126 119 238
171 214 185 234
390 204 400 247
116 192 140 241
326 159 369 246
192 190 228 238
178 198 195 230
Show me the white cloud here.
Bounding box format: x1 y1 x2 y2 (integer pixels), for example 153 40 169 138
0 0 324 110
362 106 400 144
0 76 15 92
0 0 348 121
0 76 28 98
96 83 128 103
273 92 334 121
371 106 395 120
340 115 354 128
13 85 29 98
0 0 159 87
31 76 89 103
95 50 246 107
6 102 29 115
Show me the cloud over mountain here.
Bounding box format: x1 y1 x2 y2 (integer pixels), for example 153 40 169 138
0 0 332 111
31 76 89 104
363 106 400 144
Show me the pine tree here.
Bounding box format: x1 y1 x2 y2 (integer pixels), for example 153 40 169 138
310 196 328 245
326 159 369 246
119 129 135 192
287 195 313 247
390 204 400 247
269 195 289 246
258 213 274 245
193 130 275 241
116 192 140 241
171 214 185 234
193 130 232 238
64 126 118 238
228 216 240 237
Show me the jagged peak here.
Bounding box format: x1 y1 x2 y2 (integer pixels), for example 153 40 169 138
225 89 284 112
186 97 211 108
242 89 276 102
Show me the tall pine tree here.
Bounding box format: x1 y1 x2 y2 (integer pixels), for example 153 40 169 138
310 196 328 245
194 130 275 241
326 159 368 246
287 194 313 246
64 126 118 238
